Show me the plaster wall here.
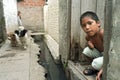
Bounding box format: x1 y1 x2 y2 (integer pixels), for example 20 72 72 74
3 0 18 33
43 0 59 62
46 0 59 43
0 1 6 43
106 0 120 80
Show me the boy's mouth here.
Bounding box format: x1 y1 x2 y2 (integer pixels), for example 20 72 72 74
86 31 92 34
86 31 94 36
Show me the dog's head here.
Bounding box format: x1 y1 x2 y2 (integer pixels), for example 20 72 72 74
8 32 16 40
15 26 27 37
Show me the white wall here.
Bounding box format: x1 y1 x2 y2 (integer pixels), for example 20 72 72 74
3 0 18 33
47 0 59 43
44 0 59 62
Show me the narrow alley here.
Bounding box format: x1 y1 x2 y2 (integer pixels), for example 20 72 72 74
0 31 47 80
0 0 120 80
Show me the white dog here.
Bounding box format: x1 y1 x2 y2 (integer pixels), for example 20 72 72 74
14 26 28 49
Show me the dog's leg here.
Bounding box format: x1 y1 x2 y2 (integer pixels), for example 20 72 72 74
15 33 21 46
20 37 27 50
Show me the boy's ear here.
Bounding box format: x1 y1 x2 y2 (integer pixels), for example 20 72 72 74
97 21 101 27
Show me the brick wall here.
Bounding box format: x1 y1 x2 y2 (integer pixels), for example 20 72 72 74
18 0 45 6
17 0 45 32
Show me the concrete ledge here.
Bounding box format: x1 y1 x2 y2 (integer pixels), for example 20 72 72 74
44 34 59 63
30 32 46 36
68 60 95 80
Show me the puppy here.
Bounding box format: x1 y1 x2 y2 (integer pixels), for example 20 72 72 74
14 26 28 49
8 32 18 47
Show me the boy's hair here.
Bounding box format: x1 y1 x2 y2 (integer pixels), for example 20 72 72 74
80 11 99 25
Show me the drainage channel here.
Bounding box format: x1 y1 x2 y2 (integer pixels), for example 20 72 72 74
32 35 67 80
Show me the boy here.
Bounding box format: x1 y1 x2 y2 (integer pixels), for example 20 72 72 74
80 11 103 80
17 11 22 26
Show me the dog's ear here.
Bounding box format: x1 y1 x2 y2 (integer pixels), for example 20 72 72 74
22 29 27 34
14 30 19 35
7 34 11 40
23 29 27 33
7 32 13 40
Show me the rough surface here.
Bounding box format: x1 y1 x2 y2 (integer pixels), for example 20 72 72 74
0 31 46 80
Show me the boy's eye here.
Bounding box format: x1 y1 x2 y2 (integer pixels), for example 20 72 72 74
82 24 86 28
87 21 92 25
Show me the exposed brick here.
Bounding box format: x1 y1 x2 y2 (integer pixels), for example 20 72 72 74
18 0 45 6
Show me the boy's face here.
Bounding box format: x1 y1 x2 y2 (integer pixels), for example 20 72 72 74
81 17 100 36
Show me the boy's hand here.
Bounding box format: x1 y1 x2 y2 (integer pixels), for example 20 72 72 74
88 41 94 49
96 69 103 80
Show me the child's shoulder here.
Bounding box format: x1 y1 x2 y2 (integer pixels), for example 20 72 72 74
99 28 104 35
98 28 104 39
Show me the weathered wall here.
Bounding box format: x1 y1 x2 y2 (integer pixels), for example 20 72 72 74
44 0 60 62
71 0 80 43
17 0 44 32
105 0 120 80
3 0 18 33
70 0 81 61
44 5 48 34
0 1 6 43
46 0 59 43
59 0 71 63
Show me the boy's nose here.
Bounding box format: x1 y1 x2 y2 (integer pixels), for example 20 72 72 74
85 25 90 30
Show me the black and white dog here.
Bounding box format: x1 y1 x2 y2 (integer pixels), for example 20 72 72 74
15 26 28 49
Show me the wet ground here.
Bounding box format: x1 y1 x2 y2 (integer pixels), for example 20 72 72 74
33 35 67 80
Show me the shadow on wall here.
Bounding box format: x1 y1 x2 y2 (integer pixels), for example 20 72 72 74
17 0 23 2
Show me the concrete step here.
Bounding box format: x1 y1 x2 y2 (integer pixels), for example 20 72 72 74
68 60 96 80
30 32 46 36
